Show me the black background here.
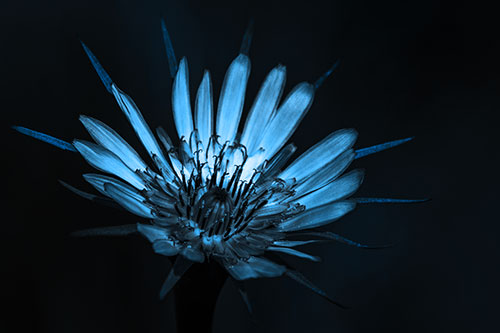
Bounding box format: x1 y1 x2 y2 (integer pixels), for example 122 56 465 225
2 0 498 332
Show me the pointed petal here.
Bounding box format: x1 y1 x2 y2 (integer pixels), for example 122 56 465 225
285 269 348 308
71 224 137 237
267 246 321 262
172 57 194 140
239 19 254 55
240 65 286 154
233 280 253 315
104 182 155 218
278 200 356 232
110 84 175 179
195 70 213 148
272 240 320 247
59 180 121 209
216 54 251 144
79 115 147 172
296 170 364 210
13 126 76 152
355 137 413 159
159 256 193 300
355 197 429 204
279 128 357 181
293 231 394 249
257 82 314 161
160 19 178 78
74 140 145 189
80 41 113 93
314 60 340 90
225 256 286 280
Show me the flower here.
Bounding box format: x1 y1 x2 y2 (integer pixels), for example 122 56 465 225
14 21 423 305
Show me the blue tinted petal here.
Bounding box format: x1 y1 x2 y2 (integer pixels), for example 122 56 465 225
293 149 354 195
110 85 175 179
279 128 357 181
295 169 364 210
172 58 194 140
257 82 314 161
153 240 179 256
355 137 413 159
103 183 154 218
159 256 193 300
13 126 76 152
240 65 286 154
225 256 286 280
71 224 137 237
160 19 178 78
267 246 321 262
79 115 147 172
278 200 356 231
355 197 429 204
285 269 347 308
195 70 213 149
137 223 169 242
80 41 113 93
74 140 145 189
216 54 251 144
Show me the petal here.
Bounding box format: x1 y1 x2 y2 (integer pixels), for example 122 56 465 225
278 200 356 232
216 54 251 144
240 65 286 154
74 140 145 189
137 223 169 242
279 128 357 181
267 246 321 262
103 182 155 218
257 82 314 161
195 70 213 150
172 57 194 140
111 84 175 180
159 256 193 300
293 149 355 195
225 256 286 280
79 115 147 172
296 169 364 210
153 240 179 256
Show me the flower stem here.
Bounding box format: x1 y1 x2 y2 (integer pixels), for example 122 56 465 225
173 262 227 333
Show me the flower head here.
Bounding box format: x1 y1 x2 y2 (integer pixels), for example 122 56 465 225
14 21 423 304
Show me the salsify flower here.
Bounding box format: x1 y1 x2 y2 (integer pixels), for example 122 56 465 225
14 21 424 306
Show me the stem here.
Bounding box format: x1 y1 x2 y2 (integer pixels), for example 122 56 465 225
173 261 227 333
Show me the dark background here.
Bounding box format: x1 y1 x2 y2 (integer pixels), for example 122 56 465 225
2 0 498 332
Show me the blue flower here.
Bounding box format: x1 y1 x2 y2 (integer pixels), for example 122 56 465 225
14 21 425 305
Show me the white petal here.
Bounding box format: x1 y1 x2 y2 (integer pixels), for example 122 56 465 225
74 140 145 189
278 200 356 231
172 57 194 140
104 182 155 218
279 128 357 181
195 70 213 150
111 84 174 179
240 65 286 154
216 54 251 144
79 115 147 172
296 169 364 210
257 82 314 161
